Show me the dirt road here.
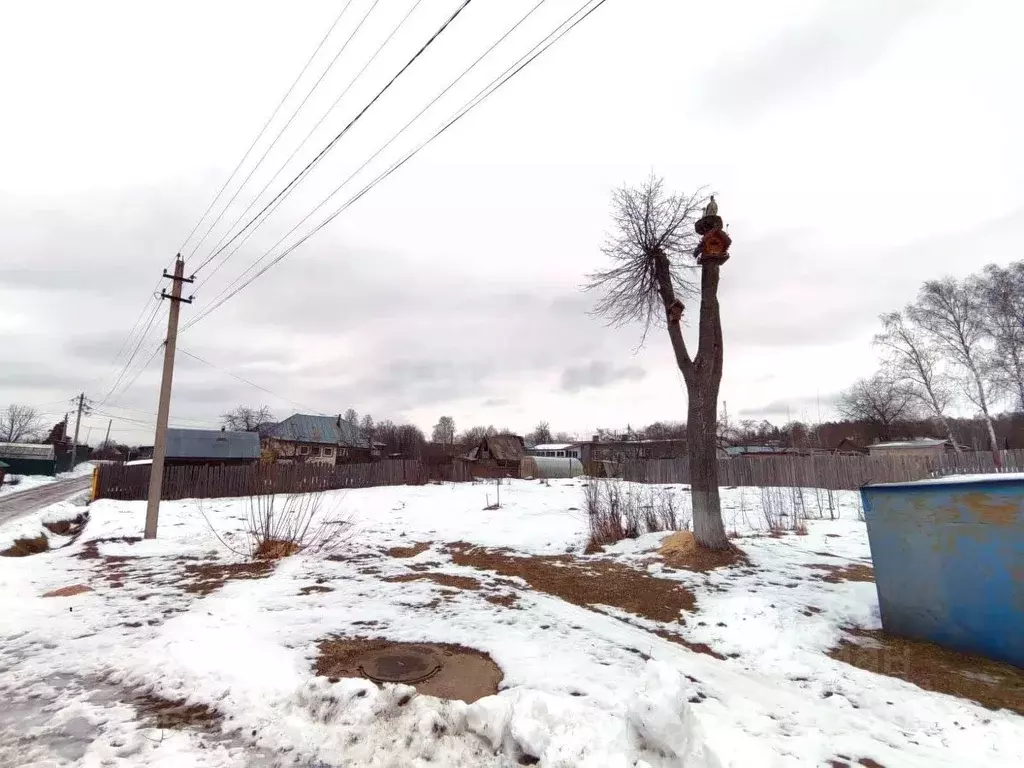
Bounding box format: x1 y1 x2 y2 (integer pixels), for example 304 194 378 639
0 476 92 526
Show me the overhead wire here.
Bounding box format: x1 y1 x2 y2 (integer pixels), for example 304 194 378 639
192 0 546 299
188 0 476 279
192 0 428 288
95 300 166 409
179 0 358 258
184 0 611 331
177 348 328 415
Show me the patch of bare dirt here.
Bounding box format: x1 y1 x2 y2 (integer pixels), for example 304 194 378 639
658 531 749 572
650 628 726 660
43 584 92 597
483 592 520 609
829 627 1024 715
315 636 503 703
42 513 89 537
134 692 222 730
387 541 431 558
808 563 874 583
181 561 275 596
446 542 695 623
384 573 482 590
76 536 142 560
299 585 334 595
0 534 48 557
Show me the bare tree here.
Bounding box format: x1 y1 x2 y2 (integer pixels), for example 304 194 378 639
432 416 456 451
360 413 375 440
0 404 44 443
874 310 960 452
528 421 553 446
908 277 1000 457
343 408 359 426
836 373 916 442
221 405 275 432
977 261 1024 411
586 174 730 550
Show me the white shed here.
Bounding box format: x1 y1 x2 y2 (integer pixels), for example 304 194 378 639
520 455 584 479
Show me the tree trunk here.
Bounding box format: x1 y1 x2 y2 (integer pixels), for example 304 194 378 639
687 388 728 548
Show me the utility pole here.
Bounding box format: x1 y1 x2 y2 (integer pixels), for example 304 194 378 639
70 393 86 468
144 256 194 539
103 419 112 448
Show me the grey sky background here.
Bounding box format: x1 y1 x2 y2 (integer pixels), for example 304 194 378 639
2 0 1023 444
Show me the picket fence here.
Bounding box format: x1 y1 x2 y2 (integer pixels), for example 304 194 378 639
621 450 1024 490
94 459 472 502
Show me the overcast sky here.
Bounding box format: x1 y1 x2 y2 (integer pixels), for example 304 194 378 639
3 0 1023 445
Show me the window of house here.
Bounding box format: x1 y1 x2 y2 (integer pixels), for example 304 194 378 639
323 447 334 457
298 445 310 455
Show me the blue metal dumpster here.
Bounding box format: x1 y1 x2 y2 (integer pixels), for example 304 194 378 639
860 474 1024 668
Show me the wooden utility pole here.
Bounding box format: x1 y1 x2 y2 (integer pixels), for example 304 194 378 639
69 393 86 468
144 256 193 539
103 419 112 448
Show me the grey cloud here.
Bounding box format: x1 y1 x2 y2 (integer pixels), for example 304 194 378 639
560 360 645 394
740 393 839 422
701 0 939 119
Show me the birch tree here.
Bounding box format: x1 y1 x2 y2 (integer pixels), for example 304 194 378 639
874 310 960 451
978 261 1024 410
908 277 1000 455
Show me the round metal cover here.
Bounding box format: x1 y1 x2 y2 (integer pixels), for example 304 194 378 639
357 646 444 684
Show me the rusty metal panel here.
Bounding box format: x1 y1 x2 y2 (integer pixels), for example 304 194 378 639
861 476 1024 667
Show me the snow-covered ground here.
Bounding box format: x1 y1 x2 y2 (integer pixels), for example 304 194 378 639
0 461 94 498
0 480 1020 767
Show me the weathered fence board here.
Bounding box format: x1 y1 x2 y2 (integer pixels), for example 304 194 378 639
95 459 472 501
621 450 1024 490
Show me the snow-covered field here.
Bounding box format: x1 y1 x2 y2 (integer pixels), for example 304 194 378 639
0 480 1020 767
0 461 95 498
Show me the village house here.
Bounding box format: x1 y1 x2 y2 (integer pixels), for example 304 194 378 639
261 414 379 465
465 434 526 478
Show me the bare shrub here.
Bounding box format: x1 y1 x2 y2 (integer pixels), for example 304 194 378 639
200 491 352 561
759 486 809 534
584 479 689 550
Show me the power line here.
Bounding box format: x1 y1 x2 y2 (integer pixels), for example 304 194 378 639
177 347 328 416
184 0 611 330
179 0 358 257
103 342 164 409
192 0 546 301
95 301 166 409
189 0 476 279
189 0 378 266
192 0 427 287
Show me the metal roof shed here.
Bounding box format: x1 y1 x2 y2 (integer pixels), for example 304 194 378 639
164 429 261 462
0 442 57 475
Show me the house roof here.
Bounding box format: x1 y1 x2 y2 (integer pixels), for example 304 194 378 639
725 445 788 456
165 429 261 460
0 442 55 461
468 435 525 462
533 443 577 451
264 414 370 448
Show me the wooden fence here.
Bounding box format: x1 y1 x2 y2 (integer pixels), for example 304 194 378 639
621 450 1024 491
94 459 473 502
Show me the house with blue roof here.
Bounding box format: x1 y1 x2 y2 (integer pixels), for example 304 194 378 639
261 414 379 465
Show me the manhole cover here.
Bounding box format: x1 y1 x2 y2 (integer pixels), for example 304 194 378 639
357 646 444 684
